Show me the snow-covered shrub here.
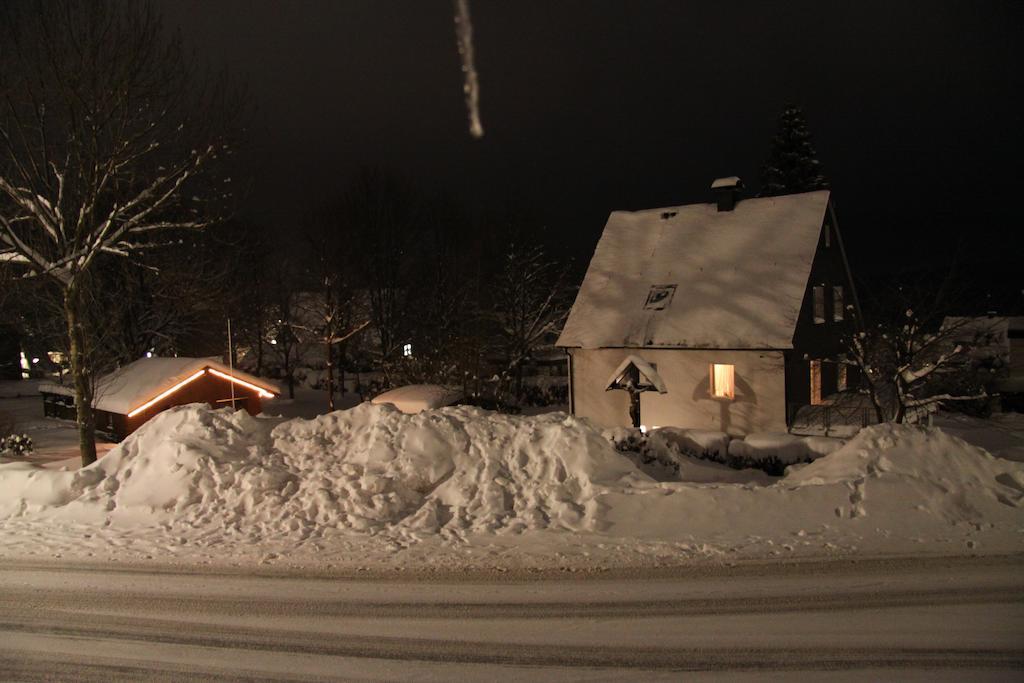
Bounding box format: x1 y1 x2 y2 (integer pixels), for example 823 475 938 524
618 427 844 477
651 428 730 459
606 428 650 458
1 433 34 457
604 427 783 482
604 428 682 480
725 433 845 476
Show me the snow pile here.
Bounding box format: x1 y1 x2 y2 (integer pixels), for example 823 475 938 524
602 423 1024 553
786 423 1024 522
1 408 1022 567
0 403 645 538
370 384 463 415
271 403 642 534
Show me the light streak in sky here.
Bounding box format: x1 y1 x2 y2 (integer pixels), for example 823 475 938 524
454 0 483 138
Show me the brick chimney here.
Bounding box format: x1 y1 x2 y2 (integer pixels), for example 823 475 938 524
711 176 743 212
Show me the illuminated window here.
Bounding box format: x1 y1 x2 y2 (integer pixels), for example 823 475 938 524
709 363 735 400
833 286 844 322
403 343 413 357
810 360 823 405
813 286 825 324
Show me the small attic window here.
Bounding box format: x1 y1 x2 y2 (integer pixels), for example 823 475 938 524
644 284 676 310
660 211 677 220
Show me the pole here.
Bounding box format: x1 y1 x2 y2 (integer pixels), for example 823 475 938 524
227 318 236 410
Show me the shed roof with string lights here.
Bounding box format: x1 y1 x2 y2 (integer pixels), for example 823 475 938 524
40 357 279 441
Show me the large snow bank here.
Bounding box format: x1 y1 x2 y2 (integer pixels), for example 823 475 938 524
0 403 645 537
1 409 1021 567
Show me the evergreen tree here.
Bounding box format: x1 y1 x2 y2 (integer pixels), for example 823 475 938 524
759 105 829 196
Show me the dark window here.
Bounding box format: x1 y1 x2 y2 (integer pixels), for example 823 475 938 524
813 286 826 324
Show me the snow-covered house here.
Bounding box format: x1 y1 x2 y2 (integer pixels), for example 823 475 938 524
39 357 280 441
557 178 859 435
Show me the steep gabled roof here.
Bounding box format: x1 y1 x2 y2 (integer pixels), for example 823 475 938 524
557 190 830 350
40 357 279 414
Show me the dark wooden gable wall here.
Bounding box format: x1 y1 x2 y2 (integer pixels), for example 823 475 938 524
785 202 861 411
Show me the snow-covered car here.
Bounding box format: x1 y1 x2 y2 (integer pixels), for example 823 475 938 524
370 384 464 414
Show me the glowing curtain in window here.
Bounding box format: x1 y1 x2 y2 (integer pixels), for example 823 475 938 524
711 364 735 399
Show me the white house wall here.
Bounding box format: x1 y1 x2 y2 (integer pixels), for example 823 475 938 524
569 348 788 435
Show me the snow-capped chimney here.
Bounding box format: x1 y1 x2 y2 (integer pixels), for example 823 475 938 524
711 176 744 212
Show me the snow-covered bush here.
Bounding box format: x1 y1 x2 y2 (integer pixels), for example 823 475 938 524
609 426 844 477
726 433 845 475
604 428 680 480
1 433 34 457
651 428 730 459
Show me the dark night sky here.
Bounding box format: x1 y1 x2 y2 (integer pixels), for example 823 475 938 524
156 0 1023 303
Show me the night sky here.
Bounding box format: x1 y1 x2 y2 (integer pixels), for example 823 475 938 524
156 0 1023 306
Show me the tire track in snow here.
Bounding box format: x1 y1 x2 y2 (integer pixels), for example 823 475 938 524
1 585 1021 619
2 558 1022 678
3 621 1022 673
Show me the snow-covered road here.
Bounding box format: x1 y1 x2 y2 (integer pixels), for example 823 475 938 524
2 555 1022 681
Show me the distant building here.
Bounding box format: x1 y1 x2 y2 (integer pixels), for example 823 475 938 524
557 177 860 435
40 357 279 441
942 315 1024 410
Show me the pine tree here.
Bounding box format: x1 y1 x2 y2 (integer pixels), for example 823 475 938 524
759 105 829 197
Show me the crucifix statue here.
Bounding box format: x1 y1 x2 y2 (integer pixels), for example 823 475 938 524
605 355 668 429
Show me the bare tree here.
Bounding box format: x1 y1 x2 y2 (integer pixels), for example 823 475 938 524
296 209 357 408
265 259 306 401
0 1 243 465
491 239 573 402
294 287 369 411
341 168 420 363
219 221 274 376
844 284 988 423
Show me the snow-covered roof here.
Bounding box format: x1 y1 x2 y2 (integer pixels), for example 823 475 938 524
710 176 742 189
557 190 831 349
39 357 280 414
371 384 464 414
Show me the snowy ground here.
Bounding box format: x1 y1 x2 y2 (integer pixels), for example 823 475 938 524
934 411 1024 462
0 381 115 467
1 393 1022 572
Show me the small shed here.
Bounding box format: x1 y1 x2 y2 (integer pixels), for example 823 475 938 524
40 357 279 441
